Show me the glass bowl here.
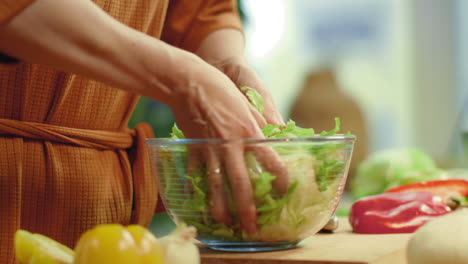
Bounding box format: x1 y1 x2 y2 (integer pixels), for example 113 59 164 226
146 135 355 252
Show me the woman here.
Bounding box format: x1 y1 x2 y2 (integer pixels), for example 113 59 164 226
0 0 286 262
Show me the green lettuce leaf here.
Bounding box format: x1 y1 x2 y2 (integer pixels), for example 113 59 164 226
240 86 264 114
320 117 341 136
262 120 314 138
253 172 276 200
170 124 185 139
257 181 298 212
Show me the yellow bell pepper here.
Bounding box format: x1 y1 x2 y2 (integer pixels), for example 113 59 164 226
15 230 74 264
73 224 163 264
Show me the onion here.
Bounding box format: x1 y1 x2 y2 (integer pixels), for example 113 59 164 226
407 209 468 264
158 226 200 264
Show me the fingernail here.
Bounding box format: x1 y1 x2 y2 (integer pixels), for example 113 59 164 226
275 117 285 126
278 117 286 126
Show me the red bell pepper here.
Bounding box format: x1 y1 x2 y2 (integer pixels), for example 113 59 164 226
385 179 468 209
349 192 451 234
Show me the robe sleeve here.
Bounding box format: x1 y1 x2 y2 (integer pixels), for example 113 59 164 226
0 0 35 63
161 0 243 53
0 0 36 25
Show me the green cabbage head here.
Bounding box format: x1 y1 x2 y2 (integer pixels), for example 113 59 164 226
351 148 446 199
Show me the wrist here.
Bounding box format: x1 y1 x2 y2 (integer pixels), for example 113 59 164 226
114 31 203 107
154 49 208 108
196 29 245 64
208 55 248 71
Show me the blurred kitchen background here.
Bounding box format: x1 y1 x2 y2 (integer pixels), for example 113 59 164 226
130 0 468 171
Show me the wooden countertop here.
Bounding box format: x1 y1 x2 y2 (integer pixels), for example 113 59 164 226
200 218 412 264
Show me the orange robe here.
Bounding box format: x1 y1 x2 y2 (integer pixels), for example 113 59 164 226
0 0 241 263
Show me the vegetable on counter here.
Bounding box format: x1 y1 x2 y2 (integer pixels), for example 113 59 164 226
15 230 74 264
406 208 468 264
158 225 200 264
385 179 468 209
351 148 445 199
349 192 451 234
73 225 164 264
15 224 200 264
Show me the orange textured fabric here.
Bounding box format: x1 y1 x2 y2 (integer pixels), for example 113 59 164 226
162 0 242 52
0 0 242 263
0 0 35 25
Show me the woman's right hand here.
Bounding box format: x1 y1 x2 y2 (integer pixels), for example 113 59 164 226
166 53 288 234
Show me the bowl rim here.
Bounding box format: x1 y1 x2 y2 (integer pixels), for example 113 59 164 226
145 134 356 145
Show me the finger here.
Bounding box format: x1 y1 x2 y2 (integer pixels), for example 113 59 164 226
265 99 285 126
222 142 257 234
205 147 232 225
184 145 204 194
247 102 267 129
264 104 284 125
250 145 289 194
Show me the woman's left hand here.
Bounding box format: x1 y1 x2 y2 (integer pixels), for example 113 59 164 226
210 56 285 126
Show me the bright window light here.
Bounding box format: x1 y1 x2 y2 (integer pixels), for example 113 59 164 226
244 0 286 59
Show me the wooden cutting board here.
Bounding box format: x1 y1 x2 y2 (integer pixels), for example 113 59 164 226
200 218 412 264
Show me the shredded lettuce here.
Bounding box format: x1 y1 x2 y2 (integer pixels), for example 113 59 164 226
159 89 352 242
253 172 276 200
240 86 264 114
170 124 185 139
261 118 346 192
262 120 314 138
320 117 340 136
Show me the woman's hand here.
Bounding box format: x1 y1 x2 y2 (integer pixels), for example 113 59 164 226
210 55 285 125
167 54 288 234
196 29 285 126
191 29 289 233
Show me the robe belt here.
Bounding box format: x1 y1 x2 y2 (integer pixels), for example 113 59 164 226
0 118 158 226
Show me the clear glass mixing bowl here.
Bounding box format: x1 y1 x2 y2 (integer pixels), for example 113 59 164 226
146 135 355 252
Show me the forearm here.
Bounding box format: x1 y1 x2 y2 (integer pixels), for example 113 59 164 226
0 0 195 106
196 28 285 125
195 29 246 64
